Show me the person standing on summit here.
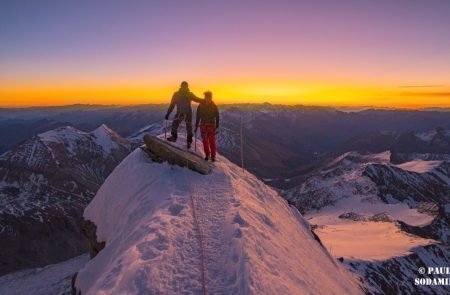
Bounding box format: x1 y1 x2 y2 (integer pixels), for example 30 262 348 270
165 81 203 148
195 91 219 161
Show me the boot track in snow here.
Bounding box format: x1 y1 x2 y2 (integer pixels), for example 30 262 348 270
188 179 240 295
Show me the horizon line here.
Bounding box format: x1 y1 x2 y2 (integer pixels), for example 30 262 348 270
1 102 449 111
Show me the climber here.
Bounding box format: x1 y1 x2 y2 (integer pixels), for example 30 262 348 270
165 81 203 148
195 91 219 162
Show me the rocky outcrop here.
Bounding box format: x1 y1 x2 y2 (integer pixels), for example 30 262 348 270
348 244 450 295
79 218 105 258
143 135 211 175
71 218 105 295
363 162 449 204
399 205 450 244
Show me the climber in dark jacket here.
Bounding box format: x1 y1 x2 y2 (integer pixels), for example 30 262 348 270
195 91 219 161
165 81 203 148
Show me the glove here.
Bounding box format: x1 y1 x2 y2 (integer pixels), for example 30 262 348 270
194 127 198 133
165 114 169 120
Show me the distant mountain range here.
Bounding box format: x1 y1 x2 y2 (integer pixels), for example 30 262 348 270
0 104 449 286
1 105 449 165
337 128 450 155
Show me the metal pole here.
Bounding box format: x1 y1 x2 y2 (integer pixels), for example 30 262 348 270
194 129 197 152
240 116 244 171
164 119 167 139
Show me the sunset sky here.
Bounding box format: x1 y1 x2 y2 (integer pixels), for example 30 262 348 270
1 0 450 108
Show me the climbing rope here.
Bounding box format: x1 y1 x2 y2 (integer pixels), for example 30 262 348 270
189 186 208 295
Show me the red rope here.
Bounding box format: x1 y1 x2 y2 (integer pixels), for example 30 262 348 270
190 190 208 295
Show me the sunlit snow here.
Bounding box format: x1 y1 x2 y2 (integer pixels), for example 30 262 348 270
75 141 362 294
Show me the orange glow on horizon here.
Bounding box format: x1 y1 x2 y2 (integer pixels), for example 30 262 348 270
1 81 449 109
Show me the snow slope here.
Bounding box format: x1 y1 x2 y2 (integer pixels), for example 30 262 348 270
0 254 88 295
396 160 442 173
313 221 435 260
75 146 362 294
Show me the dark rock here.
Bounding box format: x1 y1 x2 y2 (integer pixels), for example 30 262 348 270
368 212 393 223
71 219 105 295
349 244 450 295
398 204 449 244
310 229 325 248
143 135 211 175
80 218 105 259
71 272 80 295
339 212 367 222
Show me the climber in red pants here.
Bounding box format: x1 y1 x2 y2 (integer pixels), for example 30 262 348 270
195 91 220 162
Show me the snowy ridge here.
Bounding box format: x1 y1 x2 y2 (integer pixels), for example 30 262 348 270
395 159 443 173
75 146 362 294
0 255 88 295
91 124 127 152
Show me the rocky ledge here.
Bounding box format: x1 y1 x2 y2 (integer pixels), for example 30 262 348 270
143 134 211 175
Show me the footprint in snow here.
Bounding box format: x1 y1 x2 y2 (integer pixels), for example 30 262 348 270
233 212 249 227
136 233 169 261
168 203 185 216
233 228 243 238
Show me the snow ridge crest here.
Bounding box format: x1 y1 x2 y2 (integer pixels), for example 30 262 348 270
75 142 363 294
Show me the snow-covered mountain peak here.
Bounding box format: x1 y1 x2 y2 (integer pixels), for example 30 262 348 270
90 124 130 152
75 145 363 294
38 126 87 144
92 123 113 134
90 124 122 142
37 124 129 156
0 125 132 275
